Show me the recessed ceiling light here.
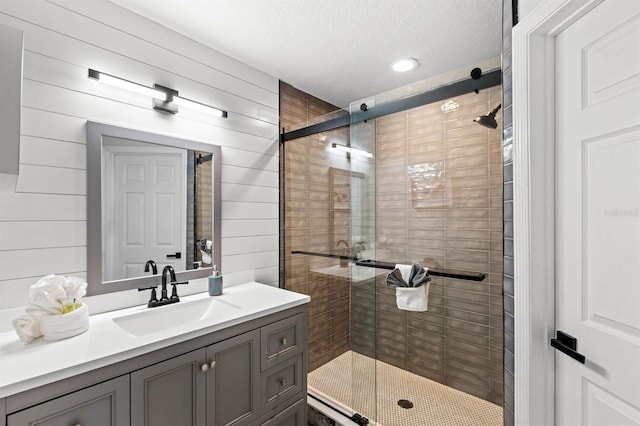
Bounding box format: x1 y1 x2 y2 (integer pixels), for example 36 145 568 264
392 58 418 72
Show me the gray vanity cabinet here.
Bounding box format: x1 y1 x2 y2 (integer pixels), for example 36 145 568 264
6 375 129 426
131 348 207 425
129 325 297 426
206 329 260 426
130 329 262 426
3 305 307 426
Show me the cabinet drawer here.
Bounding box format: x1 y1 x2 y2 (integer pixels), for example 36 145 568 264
259 398 306 426
260 314 303 370
7 375 129 426
261 353 304 413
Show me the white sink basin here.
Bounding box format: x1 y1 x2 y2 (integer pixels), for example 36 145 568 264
112 297 242 337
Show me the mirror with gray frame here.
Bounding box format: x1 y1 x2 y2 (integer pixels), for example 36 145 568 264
86 122 221 295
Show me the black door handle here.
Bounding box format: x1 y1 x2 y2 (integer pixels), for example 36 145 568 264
551 330 586 364
166 252 182 259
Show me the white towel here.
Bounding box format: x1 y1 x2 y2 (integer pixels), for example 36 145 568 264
395 286 430 311
394 264 414 283
27 274 87 314
28 275 68 315
12 275 88 343
394 264 430 312
11 314 43 343
40 304 89 341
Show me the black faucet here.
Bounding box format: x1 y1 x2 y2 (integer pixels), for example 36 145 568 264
144 260 157 275
138 285 159 308
138 265 188 308
161 265 177 302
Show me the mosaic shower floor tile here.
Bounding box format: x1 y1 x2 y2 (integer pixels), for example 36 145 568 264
308 351 502 426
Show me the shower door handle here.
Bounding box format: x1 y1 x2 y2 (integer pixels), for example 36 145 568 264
551 330 585 364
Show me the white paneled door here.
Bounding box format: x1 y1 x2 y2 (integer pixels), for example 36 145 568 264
105 145 187 281
555 0 640 424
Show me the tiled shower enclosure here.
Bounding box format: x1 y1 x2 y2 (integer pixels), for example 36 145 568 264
280 81 504 415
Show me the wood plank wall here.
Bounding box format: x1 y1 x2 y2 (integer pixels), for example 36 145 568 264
0 0 279 309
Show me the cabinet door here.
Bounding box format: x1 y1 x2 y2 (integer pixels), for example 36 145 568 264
1 397 5 426
7 375 129 426
206 329 260 426
260 398 307 426
131 348 206 426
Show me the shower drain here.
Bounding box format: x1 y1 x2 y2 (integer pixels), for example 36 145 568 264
397 399 414 409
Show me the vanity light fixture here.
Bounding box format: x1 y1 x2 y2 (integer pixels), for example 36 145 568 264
88 69 168 100
172 95 227 118
88 68 228 118
331 143 373 159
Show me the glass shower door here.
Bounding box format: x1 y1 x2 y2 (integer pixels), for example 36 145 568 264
344 116 378 423
282 107 378 424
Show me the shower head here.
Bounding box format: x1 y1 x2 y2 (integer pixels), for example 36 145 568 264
474 104 502 129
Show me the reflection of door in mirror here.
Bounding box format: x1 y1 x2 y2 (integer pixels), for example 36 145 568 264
103 142 186 281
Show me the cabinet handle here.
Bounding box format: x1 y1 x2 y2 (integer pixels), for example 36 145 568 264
280 378 287 387
201 363 209 372
210 360 217 368
281 337 288 345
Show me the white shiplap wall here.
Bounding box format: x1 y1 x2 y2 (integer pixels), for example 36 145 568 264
0 0 280 310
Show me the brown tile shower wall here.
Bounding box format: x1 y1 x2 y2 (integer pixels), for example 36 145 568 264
350 87 505 405
279 81 505 405
279 82 352 372
196 158 212 242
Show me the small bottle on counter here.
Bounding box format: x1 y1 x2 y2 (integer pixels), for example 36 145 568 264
208 265 223 296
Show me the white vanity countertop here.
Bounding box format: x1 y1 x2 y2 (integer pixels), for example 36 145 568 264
0 282 309 398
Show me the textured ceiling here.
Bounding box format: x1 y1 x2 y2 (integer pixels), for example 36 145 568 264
109 0 502 107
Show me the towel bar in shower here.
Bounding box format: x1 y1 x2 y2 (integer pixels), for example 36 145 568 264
291 250 486 282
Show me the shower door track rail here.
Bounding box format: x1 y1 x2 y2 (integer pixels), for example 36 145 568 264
291 250 486 281
280 69 501 143
308 391 371 426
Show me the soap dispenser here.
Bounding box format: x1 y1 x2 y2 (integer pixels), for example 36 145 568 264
208 265 223 296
